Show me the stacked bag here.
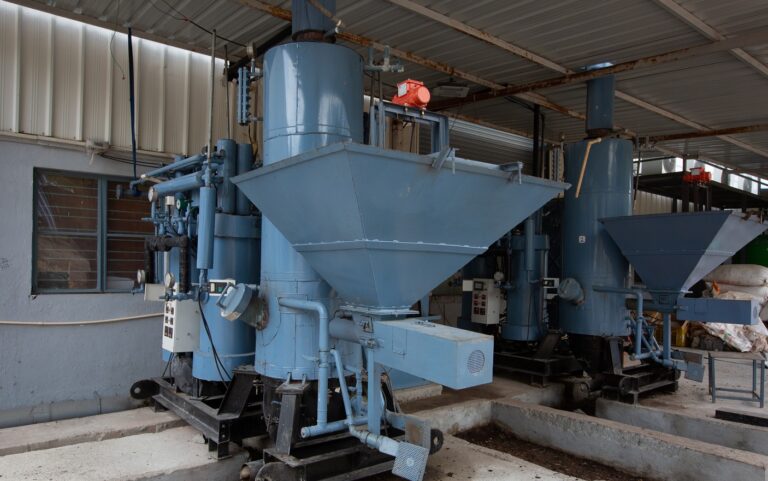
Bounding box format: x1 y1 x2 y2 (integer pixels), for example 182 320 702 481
702 264 768 352
705 264 768 321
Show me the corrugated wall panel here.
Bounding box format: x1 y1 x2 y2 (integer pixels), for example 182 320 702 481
109 33 132 150
633 190 677 215
138 40 165 152
82 26 112 144
2 2 248 157
52 16 83 140
187 53 212 154
0 2 20 132
19 7 53 136
163 49 190 155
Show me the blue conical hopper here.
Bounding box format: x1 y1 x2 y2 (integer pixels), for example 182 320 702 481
233 142 568 310
601 211 767 293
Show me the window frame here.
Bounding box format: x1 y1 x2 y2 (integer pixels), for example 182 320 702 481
32 168 150 294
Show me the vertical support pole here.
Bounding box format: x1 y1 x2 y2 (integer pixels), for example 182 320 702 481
662 312 671 363
367 348 382 435
682 183 690 212
709 354 716 402
532 104 541 176
420 294 430 317
693 185 700 212
208 29 216 161
760 361 765 408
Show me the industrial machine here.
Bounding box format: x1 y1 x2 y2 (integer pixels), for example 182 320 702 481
469 73 767 402
130 1 567 480
129 137 266 458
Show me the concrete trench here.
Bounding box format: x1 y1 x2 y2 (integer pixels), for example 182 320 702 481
3 378 768 481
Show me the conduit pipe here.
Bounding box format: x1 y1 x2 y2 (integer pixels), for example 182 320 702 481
277 298 331 430
574 137 602 198
0 313 162 326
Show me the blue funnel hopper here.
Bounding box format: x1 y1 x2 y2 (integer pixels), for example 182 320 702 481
601 211 767 293
233 142 567 310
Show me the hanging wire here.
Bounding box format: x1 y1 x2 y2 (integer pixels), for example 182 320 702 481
148 0 247 48
108 0 126 80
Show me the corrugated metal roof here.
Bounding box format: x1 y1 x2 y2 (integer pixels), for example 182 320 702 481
8 0 768 176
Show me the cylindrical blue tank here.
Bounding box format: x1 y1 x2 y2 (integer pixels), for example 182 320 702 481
503 222 548 342
217 138 238 214
558 138 632 337
193 213 260 380
257 42 363 380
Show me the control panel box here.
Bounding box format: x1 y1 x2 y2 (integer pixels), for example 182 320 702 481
162 299 201 353
471 278 502 325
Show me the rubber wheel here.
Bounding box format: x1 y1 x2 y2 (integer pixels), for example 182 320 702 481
429 429 444 454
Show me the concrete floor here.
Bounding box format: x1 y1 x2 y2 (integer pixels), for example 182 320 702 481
2 353 768 481
643 348 767 416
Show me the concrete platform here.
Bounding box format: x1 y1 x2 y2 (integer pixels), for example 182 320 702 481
0 406 184 456
4 369 768 481
597 398 768 456
493 399 768 481
0 425 247 481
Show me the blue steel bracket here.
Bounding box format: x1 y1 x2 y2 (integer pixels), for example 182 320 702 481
500 162 524 184
370 100 450 153
676 297 760 325
370 319 493 389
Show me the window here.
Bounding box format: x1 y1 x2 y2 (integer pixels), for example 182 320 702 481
33 170 152 293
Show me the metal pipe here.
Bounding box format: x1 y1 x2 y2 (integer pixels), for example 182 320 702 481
662 312 672 362
196 186 216 270
301 348 368 438
208 29 216 166
236 144 254 215
331 349 353 421
149 171 204 198
574 137 602 198
277 298 330 428
137 154 205 182
367 347 382 435
634 290 645 358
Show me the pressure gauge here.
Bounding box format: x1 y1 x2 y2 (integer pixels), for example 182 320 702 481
164 272 176 290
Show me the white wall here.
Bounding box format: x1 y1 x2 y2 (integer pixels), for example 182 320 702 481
0 140 165 427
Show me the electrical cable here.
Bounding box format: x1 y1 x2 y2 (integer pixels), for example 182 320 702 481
148 0 247 48
127 26 138 181
162 352 175 377
198 298 232 382
108 0 126 80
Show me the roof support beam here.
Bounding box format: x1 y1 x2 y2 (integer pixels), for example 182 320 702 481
385 0 768 162
653 0 768 79
429 27 768 110
240 0 768 170
238 0 586 122
649 124 768 142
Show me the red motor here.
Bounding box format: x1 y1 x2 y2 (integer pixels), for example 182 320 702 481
391 79 431 109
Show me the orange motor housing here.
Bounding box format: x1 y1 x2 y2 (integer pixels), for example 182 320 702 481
391 79 431 109
683 166 712 184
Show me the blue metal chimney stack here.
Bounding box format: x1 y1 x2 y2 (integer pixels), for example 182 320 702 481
558 74 633 338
